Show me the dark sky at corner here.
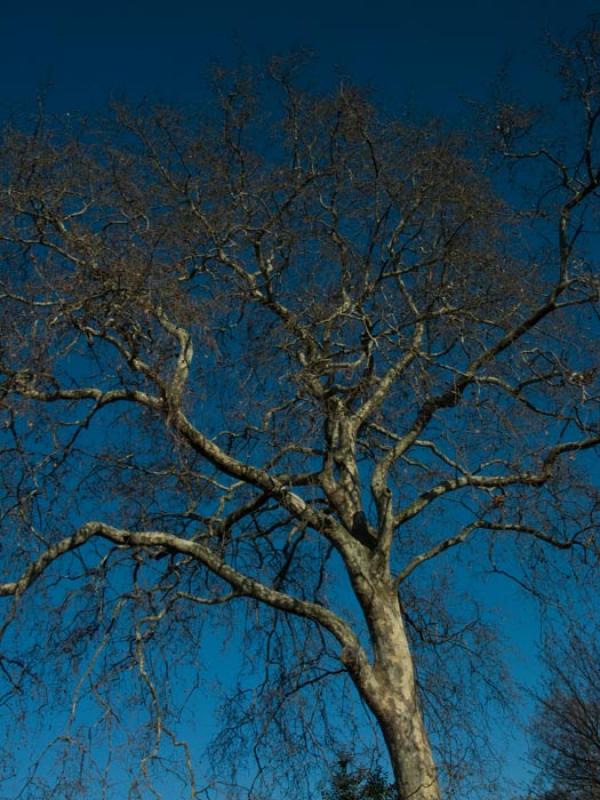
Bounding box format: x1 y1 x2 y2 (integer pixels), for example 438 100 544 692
1 0 598 118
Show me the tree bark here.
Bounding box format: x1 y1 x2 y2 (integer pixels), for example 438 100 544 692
345 574 440 800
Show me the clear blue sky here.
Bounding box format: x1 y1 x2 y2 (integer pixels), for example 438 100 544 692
2 0 597 116
1 1 598 797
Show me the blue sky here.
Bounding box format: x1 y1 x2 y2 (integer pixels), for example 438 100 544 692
2 0 598 117
1 1 599 797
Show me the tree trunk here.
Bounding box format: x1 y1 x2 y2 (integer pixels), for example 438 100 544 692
346 575 441 800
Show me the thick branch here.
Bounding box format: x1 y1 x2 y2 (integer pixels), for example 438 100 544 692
0 522 363 656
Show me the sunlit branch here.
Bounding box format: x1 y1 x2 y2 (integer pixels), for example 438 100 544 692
0 521 365 660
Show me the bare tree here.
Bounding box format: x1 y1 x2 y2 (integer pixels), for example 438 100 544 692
1 23 600 800
526 628 600 800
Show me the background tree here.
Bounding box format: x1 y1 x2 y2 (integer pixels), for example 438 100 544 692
321 755 395 800
1 23 600 800
526 627 600 800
